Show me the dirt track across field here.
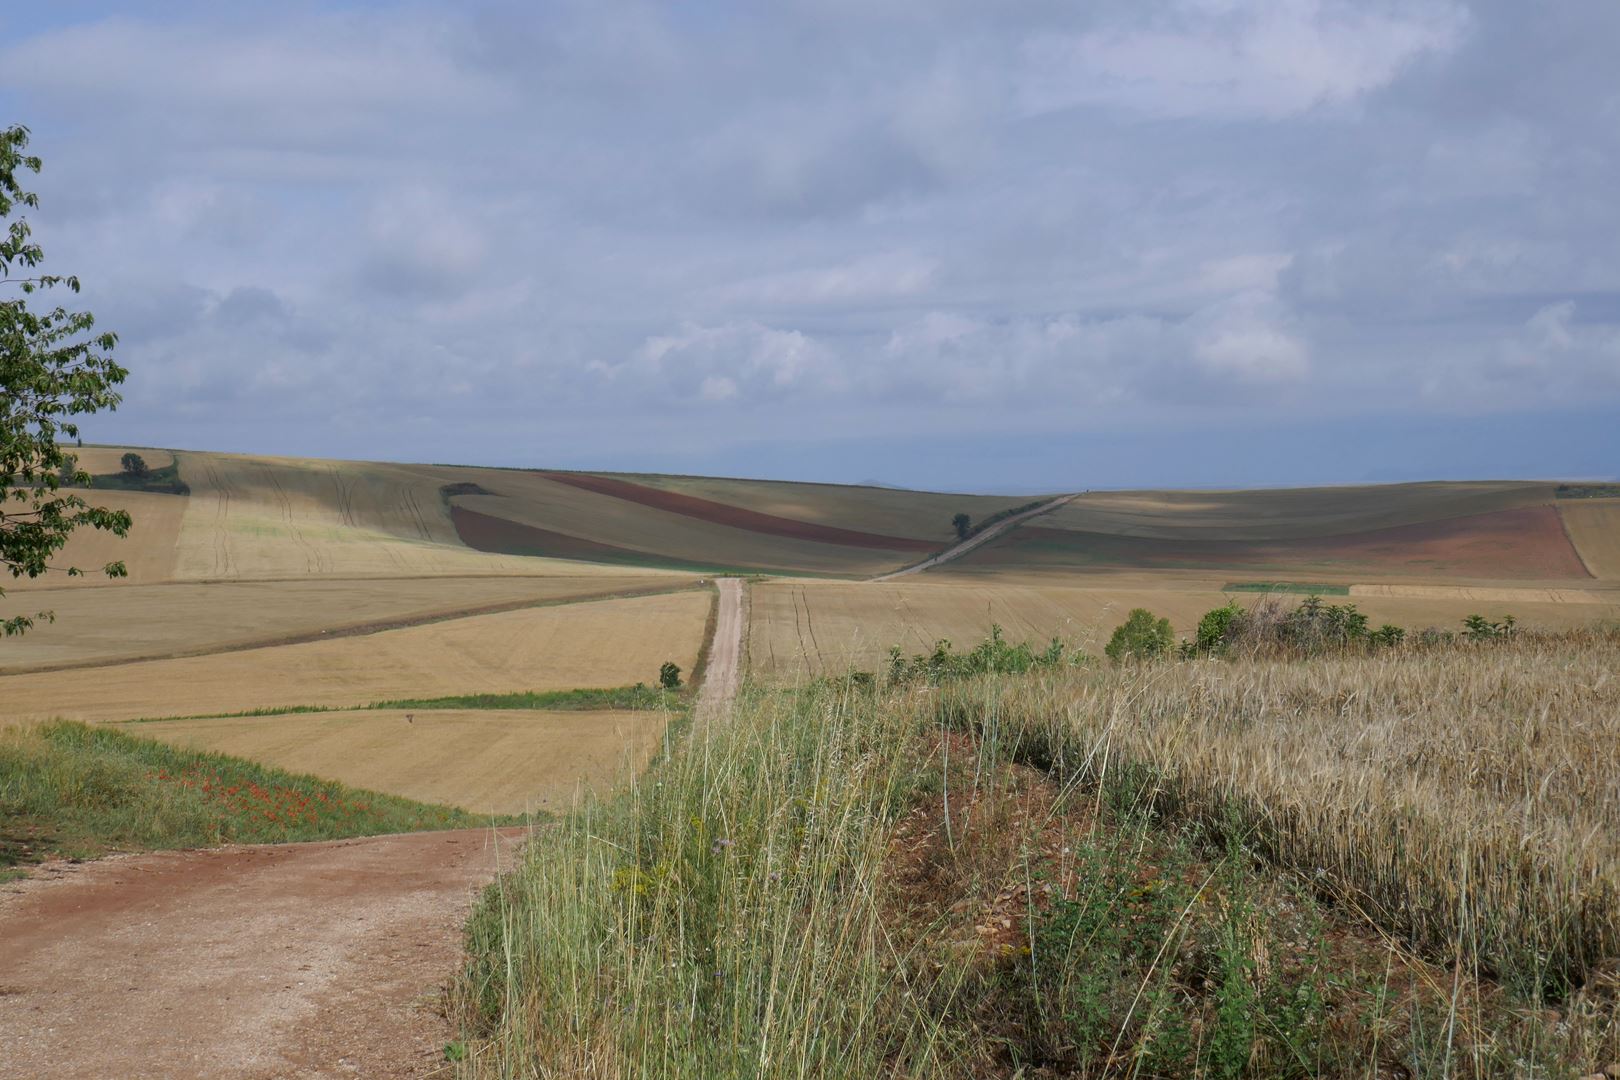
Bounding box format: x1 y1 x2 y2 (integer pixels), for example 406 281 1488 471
0 828 525 1079
870 494 1078 580
697 578 745 715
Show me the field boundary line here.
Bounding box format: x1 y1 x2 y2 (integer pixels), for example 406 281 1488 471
0 582 704 677
869 494 1079 581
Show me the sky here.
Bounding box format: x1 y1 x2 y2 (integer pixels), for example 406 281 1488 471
2 0 1616 492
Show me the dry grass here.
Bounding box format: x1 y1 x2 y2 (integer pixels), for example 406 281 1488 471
926 632 1620 989
0 574 693 673
1562 498 1620 580
132 708 671 815
0 590 712 724
453 639 1620 1078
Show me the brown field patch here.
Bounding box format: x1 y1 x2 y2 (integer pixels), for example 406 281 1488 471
133 709 669 815
1560 498 1620 580
0 590 712 724
625 473 1050 542
450 505 707 569
540 471 936 550
445 471 912 576
0 573 693 673
961 505 1590 580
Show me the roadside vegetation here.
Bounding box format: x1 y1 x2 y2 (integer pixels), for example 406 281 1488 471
452 616 1620 1078
115 684 689 724
0 720 512 879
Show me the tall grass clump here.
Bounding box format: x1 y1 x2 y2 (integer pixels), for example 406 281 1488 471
925 630 1620 998
454 683 960 1078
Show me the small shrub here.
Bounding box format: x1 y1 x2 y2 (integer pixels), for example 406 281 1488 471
886 625 1076 685
659 661 682 689
1463 613 1518 642
1370 623 1405 647
1194 602 1244 653
1105 608 1174 662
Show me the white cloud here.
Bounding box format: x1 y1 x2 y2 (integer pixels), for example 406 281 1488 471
1018 0 1468 119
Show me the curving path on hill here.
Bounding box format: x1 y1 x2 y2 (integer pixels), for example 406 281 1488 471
870 494 1079 581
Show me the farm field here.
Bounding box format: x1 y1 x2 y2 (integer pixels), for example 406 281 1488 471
0 590 712 724
748 575 1620 679
616 472 1045 544
132 708 671 815
1561 497 1620 579
954 481 1597 582
0 574 693 673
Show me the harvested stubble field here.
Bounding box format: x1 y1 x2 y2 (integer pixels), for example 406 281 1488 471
0 574 694 673
747 578 1232 679
169 452 560 580
1561 498 1620 579
747 576 1620 681
0 590 712 724
133 708 672 815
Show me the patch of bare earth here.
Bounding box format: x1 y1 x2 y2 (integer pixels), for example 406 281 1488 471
0 827 525 1079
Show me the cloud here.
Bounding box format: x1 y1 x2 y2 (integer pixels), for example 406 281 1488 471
597 321 843 404
1 1 1616 487
1017 0 1469 119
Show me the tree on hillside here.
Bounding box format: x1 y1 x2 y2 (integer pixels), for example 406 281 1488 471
119 451 147 478
1 124 129 636
952 512 972 540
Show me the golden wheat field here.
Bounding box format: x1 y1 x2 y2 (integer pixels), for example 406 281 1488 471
131 708 671 815
0 590 712 724
925 631 1620 980
0 574 694 673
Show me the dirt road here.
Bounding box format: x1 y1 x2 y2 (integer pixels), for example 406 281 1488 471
871 494 1078 581
697 577 745 715
0 827 525 1079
